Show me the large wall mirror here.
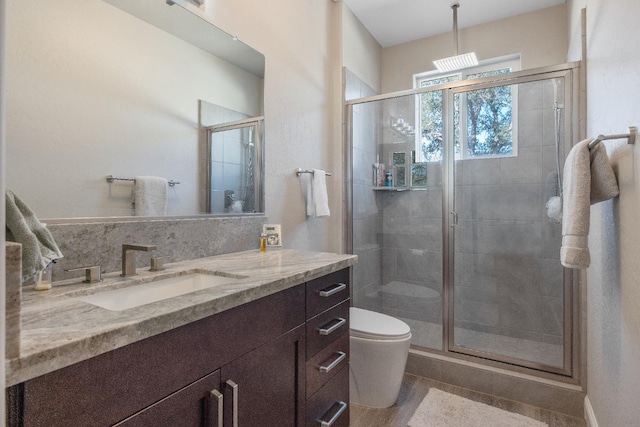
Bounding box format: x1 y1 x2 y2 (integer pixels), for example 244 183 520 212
5 0 265 220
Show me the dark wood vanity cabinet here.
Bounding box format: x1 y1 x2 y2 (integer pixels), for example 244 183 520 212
7 267 351 427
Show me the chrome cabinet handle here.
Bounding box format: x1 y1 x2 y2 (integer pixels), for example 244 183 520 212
319 351 347 373
208 389 223 427
226 380 238 427
319 283 347 297
318 317 346 336
318 401 348 427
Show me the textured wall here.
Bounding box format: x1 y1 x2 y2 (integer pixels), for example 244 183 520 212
569 0 640 425
43 216 266 283
381 5 568 93
202 0 345 254
342 5 382 94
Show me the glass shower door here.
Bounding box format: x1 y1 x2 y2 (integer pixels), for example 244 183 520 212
447 73 572 374
205 118 263 214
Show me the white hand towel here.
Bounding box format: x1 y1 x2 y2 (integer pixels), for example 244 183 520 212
561 139 619 269
306 173 315 217
305 170 330 218
312 169 330 217
134 176 169 216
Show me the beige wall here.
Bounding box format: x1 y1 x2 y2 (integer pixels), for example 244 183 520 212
202 0 344 253
381 4 568 92
342 4 382 94
568 1 640 426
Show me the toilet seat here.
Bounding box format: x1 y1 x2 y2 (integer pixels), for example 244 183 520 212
350 307 411 341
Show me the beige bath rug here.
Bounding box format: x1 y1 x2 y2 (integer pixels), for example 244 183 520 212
407 388 548 427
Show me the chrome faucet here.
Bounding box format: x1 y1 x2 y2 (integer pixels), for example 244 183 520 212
121 244 157 277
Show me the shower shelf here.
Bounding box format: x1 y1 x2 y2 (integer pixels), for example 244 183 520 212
373 186 410 192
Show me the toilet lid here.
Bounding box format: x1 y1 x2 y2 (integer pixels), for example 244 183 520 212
350 307 411 339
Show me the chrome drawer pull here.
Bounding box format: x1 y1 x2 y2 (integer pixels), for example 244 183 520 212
226 380 238 427
319 351 347 373
319 283 347 297
318 317 346 336
208 389 223 427
318 401 348 427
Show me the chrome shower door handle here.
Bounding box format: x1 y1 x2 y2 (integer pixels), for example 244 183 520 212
450 211 458 227
318 318 347 336
225 380 238 427
208 389 223 427
318 401 348 427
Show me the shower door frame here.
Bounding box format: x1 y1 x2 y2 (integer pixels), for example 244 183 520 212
443 69 577 377
344 62 582 380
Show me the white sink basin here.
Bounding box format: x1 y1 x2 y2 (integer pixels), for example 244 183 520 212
74 273 240 311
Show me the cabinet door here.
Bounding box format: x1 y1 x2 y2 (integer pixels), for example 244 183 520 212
221 325 306 427
115 370 222 427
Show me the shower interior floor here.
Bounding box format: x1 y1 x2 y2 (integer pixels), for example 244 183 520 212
349 373 586 427
400 317 564 368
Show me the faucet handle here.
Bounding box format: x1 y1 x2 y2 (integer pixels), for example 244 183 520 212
150 256 165 272
65 265 102 283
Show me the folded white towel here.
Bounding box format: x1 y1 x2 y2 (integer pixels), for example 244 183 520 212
305 170 330 218
313 169 330 217
134 176 168 216
561 139 619 269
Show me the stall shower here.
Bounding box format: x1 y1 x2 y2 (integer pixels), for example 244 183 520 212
199 100 264 215
346 63 579 377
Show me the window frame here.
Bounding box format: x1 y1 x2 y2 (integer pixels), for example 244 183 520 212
414 56 521 161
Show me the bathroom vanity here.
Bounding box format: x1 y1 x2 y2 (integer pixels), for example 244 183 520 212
5 250 355 427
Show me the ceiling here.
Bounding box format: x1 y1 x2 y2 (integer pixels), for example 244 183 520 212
342 0 566 48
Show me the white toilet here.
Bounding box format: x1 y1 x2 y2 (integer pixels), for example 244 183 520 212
349 307 412 408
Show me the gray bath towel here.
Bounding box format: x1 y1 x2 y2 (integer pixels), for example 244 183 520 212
6 190 63 280
561 139 619 269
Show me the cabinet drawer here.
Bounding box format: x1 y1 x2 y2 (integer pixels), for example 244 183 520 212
306 269 350 319
306 333 349 399
305 366 349 427
306 300 349 359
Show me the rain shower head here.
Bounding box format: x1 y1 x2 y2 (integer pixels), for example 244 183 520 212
433 3 479 72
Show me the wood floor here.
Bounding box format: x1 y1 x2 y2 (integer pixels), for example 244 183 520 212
349 374 586 427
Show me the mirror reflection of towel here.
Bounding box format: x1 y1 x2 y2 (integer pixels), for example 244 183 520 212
134 176 168 216
5 190 63 280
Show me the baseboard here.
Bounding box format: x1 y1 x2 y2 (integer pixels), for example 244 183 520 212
584 396 599 427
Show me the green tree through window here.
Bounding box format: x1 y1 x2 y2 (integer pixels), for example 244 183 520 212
417 63 516 161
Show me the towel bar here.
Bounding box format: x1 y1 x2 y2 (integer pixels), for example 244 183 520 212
295 168 332 177
106 175 180 187
587 126 637 149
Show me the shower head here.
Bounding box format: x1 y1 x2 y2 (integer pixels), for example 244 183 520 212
433 3 479 72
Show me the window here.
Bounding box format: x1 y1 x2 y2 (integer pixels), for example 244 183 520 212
415 57 520 162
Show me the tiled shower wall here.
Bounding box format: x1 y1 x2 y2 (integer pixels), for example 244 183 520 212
349 75 567 346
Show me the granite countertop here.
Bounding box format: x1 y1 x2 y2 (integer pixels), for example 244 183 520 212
6 249 357 386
